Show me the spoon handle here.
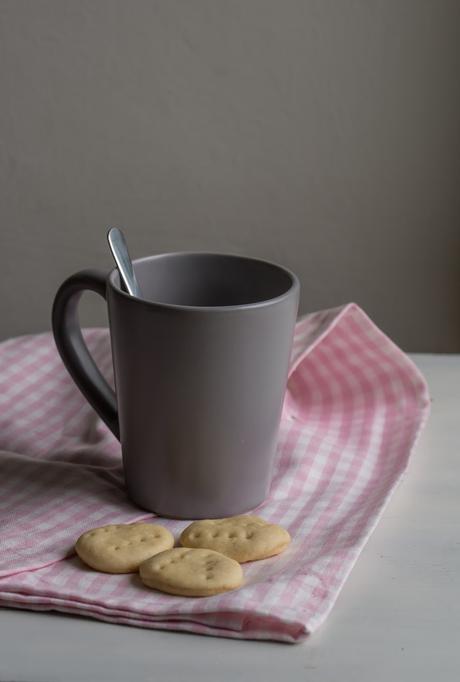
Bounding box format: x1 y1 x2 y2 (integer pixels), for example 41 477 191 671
107 227 142 298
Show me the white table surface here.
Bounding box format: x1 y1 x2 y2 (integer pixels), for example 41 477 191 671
0 354 459 682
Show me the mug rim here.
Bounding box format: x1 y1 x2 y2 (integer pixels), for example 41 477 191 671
108 251 300 312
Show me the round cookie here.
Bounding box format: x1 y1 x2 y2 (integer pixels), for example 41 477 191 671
75 523 174 573
179 515 290 563
139 547 243 597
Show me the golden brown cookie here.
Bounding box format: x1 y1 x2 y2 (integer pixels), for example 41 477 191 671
179 515 290 562
139 547 244 597
75 523 174 573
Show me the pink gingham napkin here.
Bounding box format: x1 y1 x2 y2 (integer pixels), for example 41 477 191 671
0 303 429 643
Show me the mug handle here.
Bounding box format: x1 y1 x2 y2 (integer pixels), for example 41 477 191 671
51 269 119 439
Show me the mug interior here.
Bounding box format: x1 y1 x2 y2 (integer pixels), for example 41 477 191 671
111 253 296 308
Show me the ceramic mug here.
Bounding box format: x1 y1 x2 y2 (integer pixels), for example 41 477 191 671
52 252 299 519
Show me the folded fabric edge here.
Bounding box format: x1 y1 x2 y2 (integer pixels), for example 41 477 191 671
0 593 308 643
286 302 431 633
289 303 353 376
345 303 431 406
0 571 314 627
290 303 430 408
305 456 417 634
304 335 431 632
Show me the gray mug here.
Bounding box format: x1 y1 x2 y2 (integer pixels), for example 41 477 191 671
52 252 299 519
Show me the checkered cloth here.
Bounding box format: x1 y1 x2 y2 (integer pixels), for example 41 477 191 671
0 303 429 642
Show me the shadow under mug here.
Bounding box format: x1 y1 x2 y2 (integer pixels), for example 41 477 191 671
52 252 300 519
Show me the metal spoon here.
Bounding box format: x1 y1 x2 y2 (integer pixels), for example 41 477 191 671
107 227 142 298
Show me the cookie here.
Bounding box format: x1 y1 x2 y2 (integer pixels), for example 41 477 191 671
139 547 244 597
179 515 290 562
75 523 174 573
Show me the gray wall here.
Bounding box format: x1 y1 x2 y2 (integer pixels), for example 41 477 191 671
1 0 459 351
